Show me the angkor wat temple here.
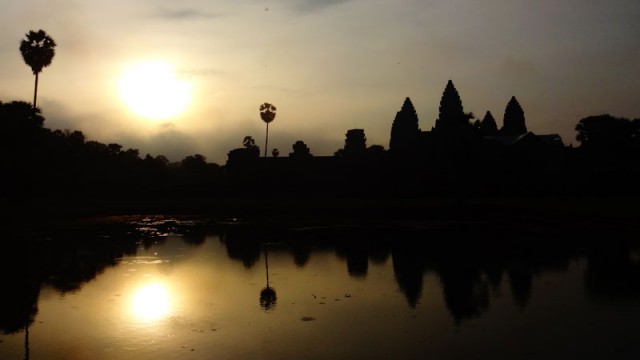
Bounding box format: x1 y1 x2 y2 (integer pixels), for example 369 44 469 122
225 80 567 197
390 80 563 160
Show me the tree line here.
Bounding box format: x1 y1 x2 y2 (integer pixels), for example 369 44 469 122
2 98 640 203
0 101 223 201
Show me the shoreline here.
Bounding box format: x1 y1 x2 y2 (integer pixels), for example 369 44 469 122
3 195 638 230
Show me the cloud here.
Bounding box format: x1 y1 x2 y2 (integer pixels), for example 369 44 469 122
149 125 200 159
154 7 218 20
39 100 80 132
178 67 226 79
114 123 200 162
292 0 352 13
39 103 202 162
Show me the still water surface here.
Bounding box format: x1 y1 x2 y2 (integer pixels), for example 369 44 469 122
1 216 639 359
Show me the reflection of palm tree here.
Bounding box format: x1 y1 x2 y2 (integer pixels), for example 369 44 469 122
260 287 277 310
24 323 30 360
19 30 56 109
259 246 277 310
259 103 277 158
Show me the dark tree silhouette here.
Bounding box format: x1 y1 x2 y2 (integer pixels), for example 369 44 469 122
259 103 276 157
575 114 636 150
0 99 231 200
243 136 258 150
501 96 527 136
389 97 420 155
0 101 47 198
0 100 44 132
154 154 170 166
181 154 207 170
226 136 260 169
20 30 56 109
290 140 312 159
478 111 498 136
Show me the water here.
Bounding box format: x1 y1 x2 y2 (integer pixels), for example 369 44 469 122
1 216 639 359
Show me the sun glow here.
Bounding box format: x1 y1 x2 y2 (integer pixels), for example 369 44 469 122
132 283 171 322
118 61 192 120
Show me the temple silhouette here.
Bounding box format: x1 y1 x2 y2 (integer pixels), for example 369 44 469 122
225 80 566 197
388 80 563 168
390 80 562 157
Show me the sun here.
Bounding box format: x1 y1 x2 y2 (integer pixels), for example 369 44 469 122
118 61 192 120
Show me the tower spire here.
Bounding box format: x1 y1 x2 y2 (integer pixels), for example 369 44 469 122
501 96 527 136
389 97 420 155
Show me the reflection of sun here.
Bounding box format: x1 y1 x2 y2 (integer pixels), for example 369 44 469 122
118 61 192 120
132 283 171 321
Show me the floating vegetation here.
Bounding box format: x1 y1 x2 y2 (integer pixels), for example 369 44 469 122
118 257 170 265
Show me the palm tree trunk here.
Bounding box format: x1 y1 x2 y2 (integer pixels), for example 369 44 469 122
33 72 39 109
264 122 269 157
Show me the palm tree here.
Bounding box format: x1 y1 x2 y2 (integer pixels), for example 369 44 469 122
259 103 276 157
20 30 56 109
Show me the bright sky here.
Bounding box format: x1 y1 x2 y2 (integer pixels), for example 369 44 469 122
1 0 639 163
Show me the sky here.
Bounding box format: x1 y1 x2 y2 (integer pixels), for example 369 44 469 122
1 0 639 163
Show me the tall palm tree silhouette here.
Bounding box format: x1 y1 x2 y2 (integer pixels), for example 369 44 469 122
259 103 276 157
20 30 56 109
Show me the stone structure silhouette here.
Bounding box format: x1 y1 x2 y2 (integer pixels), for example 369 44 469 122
477 111 498 136
343 129 367 158
433 80 472 134
500 96 527 136
389 97 420 156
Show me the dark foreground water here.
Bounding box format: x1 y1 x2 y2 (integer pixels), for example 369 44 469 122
1 216 639 359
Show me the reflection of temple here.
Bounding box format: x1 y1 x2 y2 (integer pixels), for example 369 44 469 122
4 220 638 335
438 263 490 322
218 225 574 323
585 242 640 300
336 240 371 278
391 245 430 308
220 226 262 268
